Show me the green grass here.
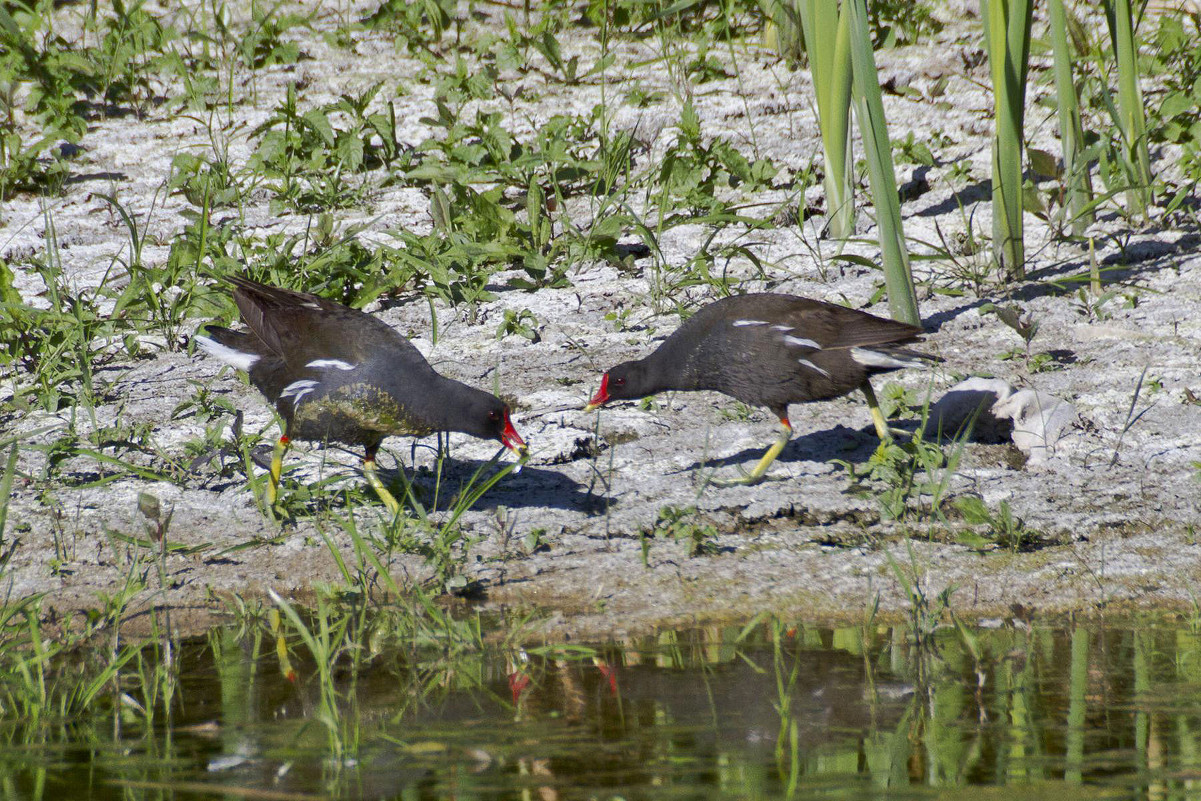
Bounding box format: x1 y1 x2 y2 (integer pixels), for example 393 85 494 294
0 0 1197 653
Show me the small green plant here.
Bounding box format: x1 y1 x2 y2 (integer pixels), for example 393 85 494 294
249 83 403 212
838 389 971 523
982 303 1039 364
869 0 943 47
1000 348 1059 373
496 308 540 342
892 131 935 167
0 2 89 148
885 542 956 670
716 402 756 423
641 505 719 558
366 448 525 595
168 152 244 208
230 3 305 70
523 527 548 555
655 101 780 218
1070 286 1119 322
952 495 1041 550
88 0 175 116
1 255 110 413
842 434 946 521
104 190 224 352
878 382 924 420
365 0 457 53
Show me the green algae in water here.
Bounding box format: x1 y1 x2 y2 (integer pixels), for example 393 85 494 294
2 618 1201 800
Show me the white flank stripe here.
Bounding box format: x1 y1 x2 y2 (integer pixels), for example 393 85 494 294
195 336 259 371
306 358 355 371
771 325 793 332
783 335 821 350
732 319 768 327
798 358 830 378
850 347 923 369
281 379 319 404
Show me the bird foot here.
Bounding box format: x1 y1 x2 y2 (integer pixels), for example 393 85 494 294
862 424 909 442
708 470 789 488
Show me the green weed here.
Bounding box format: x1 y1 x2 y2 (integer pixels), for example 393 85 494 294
642 505 720 559
951 495 1042 551
249 83 402 212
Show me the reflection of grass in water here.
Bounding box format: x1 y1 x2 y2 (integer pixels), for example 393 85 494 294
0 613 1199 796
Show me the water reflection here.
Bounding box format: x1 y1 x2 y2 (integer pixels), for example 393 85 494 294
3 617 1201 800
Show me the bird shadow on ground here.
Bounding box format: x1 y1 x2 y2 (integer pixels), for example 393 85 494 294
380 456 602 513
678 424 883 476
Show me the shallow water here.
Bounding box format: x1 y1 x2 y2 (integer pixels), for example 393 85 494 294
4 615 1201 800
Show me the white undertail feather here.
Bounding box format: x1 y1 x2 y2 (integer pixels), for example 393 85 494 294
195 336 260 371
281 379 319 404
798 358 830 378
782 335 821 350
850 347 925 369
306 358 356 370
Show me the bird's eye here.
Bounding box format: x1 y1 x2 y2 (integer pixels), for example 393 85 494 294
613 376 626 387
488 410 501 421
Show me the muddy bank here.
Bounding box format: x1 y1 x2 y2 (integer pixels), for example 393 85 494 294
1 1 1199 638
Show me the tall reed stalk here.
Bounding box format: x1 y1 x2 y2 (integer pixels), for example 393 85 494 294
1048 0 1093 233
845 0 919 325
797 0 855 240
1107 0 1153 215
984 0 1033 282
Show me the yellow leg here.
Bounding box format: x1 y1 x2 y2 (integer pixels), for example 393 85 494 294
712 419 793 487
363 448 400 517
266 435 290 507
860 381 894 442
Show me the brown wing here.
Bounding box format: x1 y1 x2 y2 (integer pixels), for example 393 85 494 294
661 294 929 408
226 276 425 370
761 296 925 351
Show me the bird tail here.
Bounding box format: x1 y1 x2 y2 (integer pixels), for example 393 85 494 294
194 326 268 371
849 345 939 371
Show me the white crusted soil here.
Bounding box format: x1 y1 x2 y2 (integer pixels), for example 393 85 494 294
2 1 1199 637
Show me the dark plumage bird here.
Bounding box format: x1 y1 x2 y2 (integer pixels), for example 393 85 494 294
584 293 934 485
195 277 526 513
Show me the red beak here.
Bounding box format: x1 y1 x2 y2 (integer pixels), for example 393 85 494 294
584 373 610 412
501 410 527 454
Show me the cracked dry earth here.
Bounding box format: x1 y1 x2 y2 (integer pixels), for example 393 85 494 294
2 1 1200 638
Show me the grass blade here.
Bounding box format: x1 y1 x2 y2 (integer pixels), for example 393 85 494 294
1047 0 1094 233
0 441 19 547
1106 0 1153 215
984 0 1033 281
798 0 855 239
845 0 920 325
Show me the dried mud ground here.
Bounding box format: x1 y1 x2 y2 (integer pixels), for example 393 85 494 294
2 2 1200 639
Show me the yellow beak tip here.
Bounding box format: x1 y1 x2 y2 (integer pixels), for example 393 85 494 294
583 402 601 413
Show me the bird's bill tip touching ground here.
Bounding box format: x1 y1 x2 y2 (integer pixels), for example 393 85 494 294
583 373 610 412
501 411 528 455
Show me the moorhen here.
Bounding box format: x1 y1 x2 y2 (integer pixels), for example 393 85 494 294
195 277 526 513
584 293 933 485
